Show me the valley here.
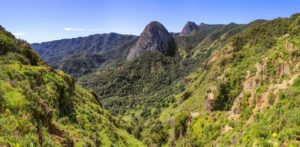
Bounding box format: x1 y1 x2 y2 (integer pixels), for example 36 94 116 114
25 13 300 146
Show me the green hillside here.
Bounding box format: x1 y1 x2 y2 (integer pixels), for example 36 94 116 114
162 13 300 146
0 26 144 146
79 14 300 146
3 13 300 147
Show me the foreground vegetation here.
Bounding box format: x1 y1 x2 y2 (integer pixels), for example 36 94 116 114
0 26 143 146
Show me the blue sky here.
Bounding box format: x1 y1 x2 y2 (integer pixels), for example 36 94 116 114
0 0 299 43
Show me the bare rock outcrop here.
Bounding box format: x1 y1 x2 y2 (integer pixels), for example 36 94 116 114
127 21 175 60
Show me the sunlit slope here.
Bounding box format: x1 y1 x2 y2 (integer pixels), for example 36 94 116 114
162 14 300 146
0 26 144 146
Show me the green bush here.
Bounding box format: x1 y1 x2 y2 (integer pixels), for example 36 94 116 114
174 111 190 140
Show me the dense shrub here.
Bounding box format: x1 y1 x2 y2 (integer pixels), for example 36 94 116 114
174 111 190 140
179 91 191 103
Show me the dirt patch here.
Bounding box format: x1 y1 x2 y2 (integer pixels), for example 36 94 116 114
285 40 294 52
221 125 233 134
191 112 200 118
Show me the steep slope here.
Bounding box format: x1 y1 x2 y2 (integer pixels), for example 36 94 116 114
32 33 137 77
0 26 143 146
127 21 176 60
161 14 300 146
176 23 243 59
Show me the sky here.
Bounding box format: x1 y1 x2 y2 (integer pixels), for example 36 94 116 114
0 0 299 43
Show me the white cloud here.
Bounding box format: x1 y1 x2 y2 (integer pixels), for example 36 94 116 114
88 28 102 32
13 32 25 36
64 27 84 32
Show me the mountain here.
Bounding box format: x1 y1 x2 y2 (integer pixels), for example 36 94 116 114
0 26 143 146
29 13 300 146
127 21 176 60
78 20 243 145
32 33 137 77
180 21 199 36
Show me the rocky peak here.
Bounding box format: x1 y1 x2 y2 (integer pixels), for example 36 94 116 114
127 21 175 60
180 21 199 36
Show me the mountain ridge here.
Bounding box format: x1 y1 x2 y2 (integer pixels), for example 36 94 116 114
32 33 137 77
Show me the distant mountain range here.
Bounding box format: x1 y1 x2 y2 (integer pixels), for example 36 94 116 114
32 33 137 77
31 20 240 77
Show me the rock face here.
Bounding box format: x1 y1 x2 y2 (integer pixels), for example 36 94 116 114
180 21 199 36
127 21 175 60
